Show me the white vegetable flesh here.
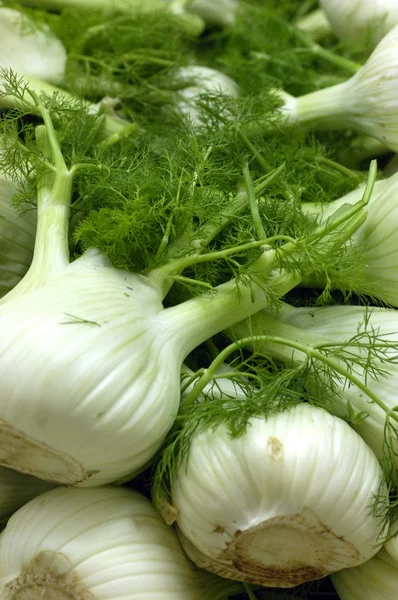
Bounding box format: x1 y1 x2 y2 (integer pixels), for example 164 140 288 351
331 548 398 599
0 486 238 599
0 242 278 486
320 0 398 49
170 403 386 588
186 0 238 27
241 305 398 460
301 172 398 306
280 24 398 152
0 7 66 85
175 66 239 127
0 177 36 298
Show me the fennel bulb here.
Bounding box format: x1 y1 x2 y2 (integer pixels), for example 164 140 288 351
301 173 398 306
331 548 398 599
320 0 398 49
296 9 332 40
0 175 36 298
0 9 129 136
168 403 386 588
0 486 239 600
175 66 239 127
0 118 297 486
278 24 398 153
0 246 277 487
230 304 398 461
0 7 66 85
0 71 371 486
186 0 238 27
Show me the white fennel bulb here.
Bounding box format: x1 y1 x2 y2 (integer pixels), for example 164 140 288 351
0 175 36 298
0 486 239 600
301 172 398 306
0 119 297 487
278 24 398 152
233 304 398 460
296 9 332 41
0 9 129 137
331 548 398 599
175 66 239 127
0 7 66 85
0 466 54 518
169 403 386 588
320 0 398 49
186 0 238 27
0 245 277 486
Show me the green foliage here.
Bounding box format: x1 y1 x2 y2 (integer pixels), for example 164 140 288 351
196 0 360 97
152 307 398 542
51 8 197 121
1 3 395 599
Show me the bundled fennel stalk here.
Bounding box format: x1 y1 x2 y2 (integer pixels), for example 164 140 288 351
1 5 397 599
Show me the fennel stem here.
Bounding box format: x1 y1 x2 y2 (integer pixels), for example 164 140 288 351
0 73 131 138
18 0 205 36
291 27 361 75
153 166 286 298
225 330 398 427
2 126 71 303
296 8 332 41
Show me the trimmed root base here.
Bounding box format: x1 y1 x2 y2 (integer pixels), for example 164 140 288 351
178 507 360 588
3 552 94 600
0 421 96 485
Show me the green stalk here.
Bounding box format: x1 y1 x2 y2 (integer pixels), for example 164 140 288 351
224 323 398 425
148 167 286 299
0 93 78 302
187 167 285 251
228 308 323 365
0 74 132 137
296 8 332 41
158 156 375 363
148 159 374 299
315 156 363 181
243 162 266 241
280 81 351 130
292 27 361 75
160 267 302 360
18 0 205 36
243 584 258 600
342 135 390 169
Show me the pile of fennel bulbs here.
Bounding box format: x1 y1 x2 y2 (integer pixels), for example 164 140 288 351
2 1 398 600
